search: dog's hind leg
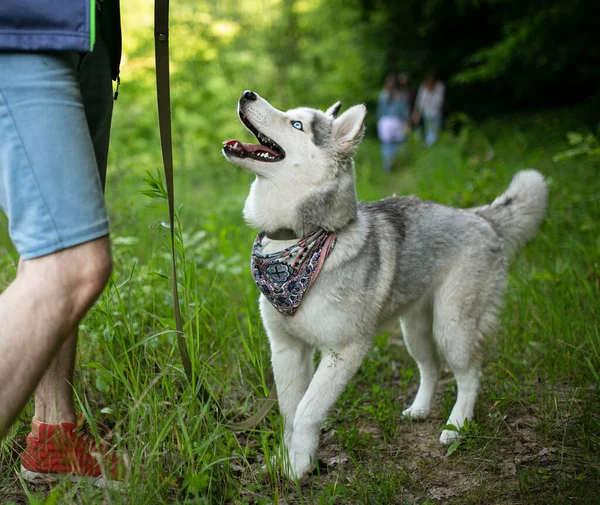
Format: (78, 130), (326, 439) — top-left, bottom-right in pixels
(400, 300), (437, 421)
(433, 255), (504, 445)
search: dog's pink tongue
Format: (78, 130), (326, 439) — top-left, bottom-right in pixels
(223, 139), (278, 156)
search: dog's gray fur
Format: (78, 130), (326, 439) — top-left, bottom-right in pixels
(222, 92), (549, 480)
(310, 112), (332, 147)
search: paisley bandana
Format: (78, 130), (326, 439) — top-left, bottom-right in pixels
(251, 229), (337, 317)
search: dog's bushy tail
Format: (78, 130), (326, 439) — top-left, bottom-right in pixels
(472, 169), (548, 259)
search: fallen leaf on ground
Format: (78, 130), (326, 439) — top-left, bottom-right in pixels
(326, 452), (349, 467)
(514, 440), (526, 454)
(502, 461), (518, 476)
(429, 486), (459, 501)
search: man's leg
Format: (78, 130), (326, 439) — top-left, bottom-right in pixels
(0, 36), (125, 481)
(0, 238), (111, 436)
(33, 333), (78, 425)
(31, 18), (115, 427)
(14, 259), (78, 426)
(0, 44), (126, 480)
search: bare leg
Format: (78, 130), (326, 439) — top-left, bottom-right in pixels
(34, 331), (78, 424)
(15, 261), (79, 425)
(0, 237), (111, 437)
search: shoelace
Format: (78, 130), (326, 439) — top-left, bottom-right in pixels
(73, 417), (114, 450)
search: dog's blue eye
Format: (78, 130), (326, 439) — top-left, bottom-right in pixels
(291, 121), (303, 131)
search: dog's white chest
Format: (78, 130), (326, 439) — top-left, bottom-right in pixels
(259, 286), (358, 349)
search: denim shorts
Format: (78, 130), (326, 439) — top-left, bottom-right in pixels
(0, 37), (113, 260)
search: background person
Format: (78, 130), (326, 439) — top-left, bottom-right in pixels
(0, 0), (127, 483)
(376, 73), (412, 172)
(413, 70), (445, 146)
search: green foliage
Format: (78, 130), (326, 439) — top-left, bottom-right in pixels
(443, 419), (486, 457)
(453, 0), (599, 89)
(553, 131), (600, 162)
(359, 0), (600, 116)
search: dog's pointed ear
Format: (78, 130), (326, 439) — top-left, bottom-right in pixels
(326, 101), (342, 119)
(332, 104), (367, 155)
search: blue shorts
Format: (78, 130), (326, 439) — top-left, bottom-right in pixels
(0, 37), (113, 260)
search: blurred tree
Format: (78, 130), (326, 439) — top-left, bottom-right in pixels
(357, 0), (600, 117)
(267, 0), (299, 103)
(120, 0), (598, 151)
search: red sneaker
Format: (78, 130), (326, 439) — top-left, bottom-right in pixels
(20, 415), (129, 487)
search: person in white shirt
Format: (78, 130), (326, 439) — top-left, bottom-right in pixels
(413, 70), (445, 146)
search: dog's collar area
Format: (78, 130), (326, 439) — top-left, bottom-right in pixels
(265, 228), (300, 241)
(251, 229), (337, 317)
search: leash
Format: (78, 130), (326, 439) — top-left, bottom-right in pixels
(154, 0), (193, 385)
(153, 0), (276, 430)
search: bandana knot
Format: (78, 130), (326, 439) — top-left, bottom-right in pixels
(251, 229), (336, 316)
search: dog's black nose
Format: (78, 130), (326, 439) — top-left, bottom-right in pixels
(242, 90), (257, 101)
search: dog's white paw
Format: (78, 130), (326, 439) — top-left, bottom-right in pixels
(439, 428), (460, 445)
(260, 446), (312, 482)
(285, 445), (312, 481)
(402, 406), (430, 421)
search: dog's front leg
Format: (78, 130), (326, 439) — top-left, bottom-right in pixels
(269, 331), (313, 447)
(285, 341), (370, 480)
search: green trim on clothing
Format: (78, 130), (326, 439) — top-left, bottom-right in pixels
(89, 0), (96, 50)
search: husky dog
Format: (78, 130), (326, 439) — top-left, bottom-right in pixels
(222, 90), (548, 480)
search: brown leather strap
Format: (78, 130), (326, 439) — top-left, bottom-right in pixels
(225, 381), (278, 431)
(154, 0), (276, 429)
(154, 0), (193, 383)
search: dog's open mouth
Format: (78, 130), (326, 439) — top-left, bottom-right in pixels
(222, 111), (285, 162)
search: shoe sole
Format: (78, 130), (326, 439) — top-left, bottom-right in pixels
(20, 465), (124, 489)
